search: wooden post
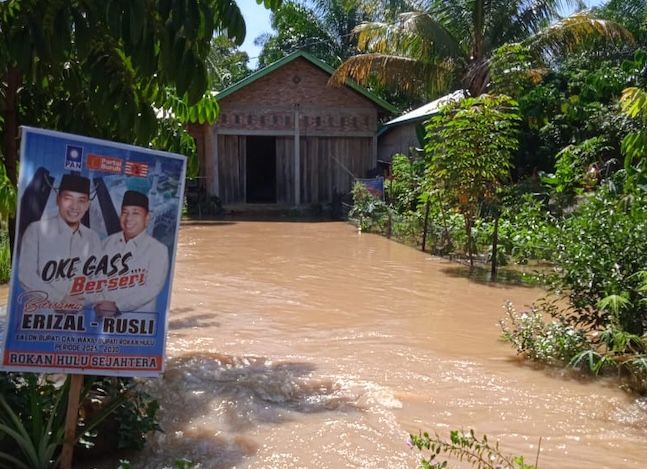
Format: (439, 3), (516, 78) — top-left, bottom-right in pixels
(421, 199), (431, 252)
(294, 104), (300, 207)
(491, 213), (499, 281)
(60, 374), (83, 469)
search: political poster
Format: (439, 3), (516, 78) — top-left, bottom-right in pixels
(1, 127), (186, 377)
(356, 177), (384, 200)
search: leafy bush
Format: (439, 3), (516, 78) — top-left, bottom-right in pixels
(550, 184), (647, 335)
(0, 374), (161, 467)
(349, 182), (389, 232)
(499, 302), (588, 365)
(385, 153), (424, 213)
(497, 193), (556, 264)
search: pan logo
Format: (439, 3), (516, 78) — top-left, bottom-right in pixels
(64, 145), (84, 170)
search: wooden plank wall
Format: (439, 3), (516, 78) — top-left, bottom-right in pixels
(217, 135), (373, 205)
(276, 137), (294, 204)
(217, 135), (246, 203)
(300, 136), (373, 204)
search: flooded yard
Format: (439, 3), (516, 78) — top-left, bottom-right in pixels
(121, 221), (645, 468)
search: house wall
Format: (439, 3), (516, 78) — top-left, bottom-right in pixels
(377, 124), (420, 163)
(209, 57), (384, 205)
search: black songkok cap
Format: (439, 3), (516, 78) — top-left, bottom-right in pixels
(59, 174), (90, 195)
(122, 190), (149, 211)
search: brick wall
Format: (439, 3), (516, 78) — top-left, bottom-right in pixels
(217, 57), (380, 134)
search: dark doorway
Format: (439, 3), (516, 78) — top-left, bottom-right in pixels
(246, 136), (276, 203)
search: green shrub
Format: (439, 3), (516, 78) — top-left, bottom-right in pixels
(349, 182), (389, 233)
(549, 184), (647, 335)
(499, 301), (588, 365)
(0, 374), (161, 467)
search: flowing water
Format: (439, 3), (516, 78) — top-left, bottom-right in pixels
(125, 221), (645, 468)
(6, 221), (647, 468)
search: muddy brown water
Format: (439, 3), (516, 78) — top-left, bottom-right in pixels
(5, 221), (647, 468)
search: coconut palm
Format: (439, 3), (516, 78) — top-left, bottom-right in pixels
(331, 0), (634, 98)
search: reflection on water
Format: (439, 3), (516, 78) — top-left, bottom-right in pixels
(4, 222), (645, 468)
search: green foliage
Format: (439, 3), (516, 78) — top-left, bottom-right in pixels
(0, 164), (16, 224)
(0, 374), (161, 468)
(424, 94), (520, 261)
(256, 0), (368, 68)
(333, 2), (632, 100)
(409, 429), (536, 469)
(620, 85), (647, 187)
(541, 136), (610, 206)
(207, 36), (251, 91)
(500, 301), (588, 365)
(489, 44), (539, 97)
(385, 153), (424, 213)
(90, 378), (161, 451)
(0, 230), (11, 283)
(497, 193), (556, 264)
(549, 183), (647, 335)
(0, 383), (66, 469)
(349, 182), (389, 232)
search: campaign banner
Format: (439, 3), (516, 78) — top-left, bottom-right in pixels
(357, 177), (384, 200)
(1, 127), (186, 377)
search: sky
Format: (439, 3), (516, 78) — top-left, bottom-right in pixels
(238, 0), (608, 68)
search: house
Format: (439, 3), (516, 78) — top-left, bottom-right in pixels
(190, 51), (396, 208)
(377, 90), (465, 162)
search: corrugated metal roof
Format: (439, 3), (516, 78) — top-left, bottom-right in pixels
(382, 90), (466, 128)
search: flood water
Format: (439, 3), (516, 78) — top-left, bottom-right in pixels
(113, 221), (644, 469)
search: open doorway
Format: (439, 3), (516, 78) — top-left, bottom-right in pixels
(246, 136), (277, 203)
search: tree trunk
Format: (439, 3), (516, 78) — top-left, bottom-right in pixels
(3, 66), (22, 258)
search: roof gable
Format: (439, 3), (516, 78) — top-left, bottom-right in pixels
(217, 51), (396, 113)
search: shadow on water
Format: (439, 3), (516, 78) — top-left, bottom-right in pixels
(168, 312), (221, 330)
(440, 264), (540, 288)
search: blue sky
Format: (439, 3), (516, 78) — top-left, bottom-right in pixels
(238, 0), (608, 68)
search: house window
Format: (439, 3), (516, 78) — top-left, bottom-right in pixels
(260, 116), (266, 125)
(316, 116), (321, 127)
(235, 115), (240, 124)
(221, 114), (227, 124)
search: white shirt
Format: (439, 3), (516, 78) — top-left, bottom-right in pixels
(18, 214), (101, 302)
(101, 230), (169, 313)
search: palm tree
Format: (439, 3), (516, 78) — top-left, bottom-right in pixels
(331, 0), (634, 98)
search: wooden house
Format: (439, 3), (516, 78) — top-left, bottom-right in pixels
(191, 51), (395, 207)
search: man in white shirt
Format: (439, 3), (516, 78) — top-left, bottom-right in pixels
(94, 190), (169, 315)
(18, 174), (100, 305)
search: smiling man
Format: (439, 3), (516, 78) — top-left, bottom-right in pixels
(94, 190), (169, 316)
(18, 174), (101, 304)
